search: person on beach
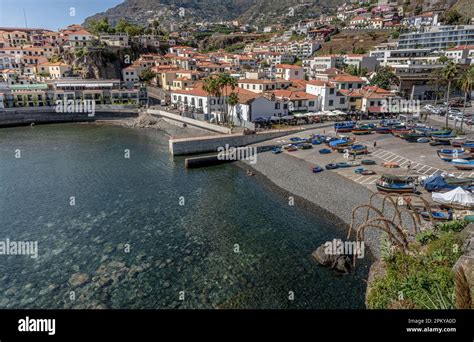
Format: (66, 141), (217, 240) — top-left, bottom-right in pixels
(373, 141), (377, 149)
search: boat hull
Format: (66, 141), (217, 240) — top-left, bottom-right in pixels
(376, 183), (415, 193)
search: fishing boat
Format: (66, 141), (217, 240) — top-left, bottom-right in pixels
(336, 162), (351, 168)
(271, 146), (282, 154)
(298, 143), (312, 150)
(319, 148), (332, 154)
(311, 139), (322, 145)
(429, 130), (453, 137)
(391, 127), (412, 137)
(437, 149), (473, 161)
(450, 136), (467, 147)
(312, 166), (324, 173)
(361, 170), (376, 175)
(451, 159), (474, 170)
(352, 125), (374, 135)
(328, 138), (354, 150)
(375, 174), (416, 193)
(461, 141), (474, 152)
(334, 122), (356, 133)
(361, 159), (376, 165)
(401, 133), (426, 142)
(375, 126), (391, 134)
(349, 144), (368, 155)
(325, 163), (338, 170)
(420, 211), (450, 222)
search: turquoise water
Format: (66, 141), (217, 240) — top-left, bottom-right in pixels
(0, 124), (370, 309)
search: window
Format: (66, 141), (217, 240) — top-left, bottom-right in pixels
(329, 88), (334, 95)
(340, 98), (345, 105)
(275, 103), (280, 109)
(357, 84), (362, 89)
(309, 101), (314, 107)
(329, 100), (333, 106)
(370, 101), (375, 106)
(348, 83), (352, 89)
(198, 99), (202, 106)
(341, 84), (346, 89)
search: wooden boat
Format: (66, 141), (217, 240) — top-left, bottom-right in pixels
(352, 125), (374, 135)
(298, 143), (313, 150)
(429, 130), (453, 137)
(375, 174), (416, 193)
(361, 170), (376, 175)
(451, 159), (474, 170)
(437, 149), (473, 161)
(391, 128), (412, 137)
(311, 139), (322, 145)
(336, 162), (351, 168)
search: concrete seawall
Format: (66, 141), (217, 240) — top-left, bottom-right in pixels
(148, 109), (232, 134)
(170, 129), (312, 156)
(0, 110), (138, 127)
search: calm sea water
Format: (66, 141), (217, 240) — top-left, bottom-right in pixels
(0, 123), (370, 309)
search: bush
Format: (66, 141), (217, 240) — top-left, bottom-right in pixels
(367, 232), (463, 309)
(416, 230), (438, 245)
(436, 220), (469, 233)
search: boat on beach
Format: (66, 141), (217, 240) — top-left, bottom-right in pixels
(352, 125), (374, 135)
(437, 149), (473, 161)
(375, 174), (416, 193)
(451, 159), (474, 170)
(334, 122), (356, 133)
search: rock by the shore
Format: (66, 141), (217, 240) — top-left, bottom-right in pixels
(311, 244), (352, 273)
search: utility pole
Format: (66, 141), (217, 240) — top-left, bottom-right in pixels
(23, 8), (28, 28)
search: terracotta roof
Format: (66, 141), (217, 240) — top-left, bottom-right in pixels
(271, 90), (317, 101)
(331, 75), (364, 83)
(276, 64), (302, 70)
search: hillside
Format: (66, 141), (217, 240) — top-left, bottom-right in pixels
(315, 30), (392, 56)
(84, 0), (345, 28)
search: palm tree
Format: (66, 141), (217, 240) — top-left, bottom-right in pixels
(217, 73), (237, 123)
(429, 68), (445, 105)
(227, 92), (239, 124)
(202, 76), (221, 122)
(459, 65), (474, 131)
(442, 62), (459, 129)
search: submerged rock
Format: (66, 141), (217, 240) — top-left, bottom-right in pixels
(69, 273), (90, 287)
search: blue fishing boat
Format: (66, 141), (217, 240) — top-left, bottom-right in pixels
(311, 139), (322, 145)
(349, 144), (368, 155)
(451, 159), (474, 170)
(312, 166), (324, 173)
(375, 174), (416, 193)
(334, 121), (356, 133)
(376, 126), (391, 134)
(336, 162), (351, 168)
(271, 146), (282, 154)
(420, 211), (450, 222)
(319, 148), (332, 154)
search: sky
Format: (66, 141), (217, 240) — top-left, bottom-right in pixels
(0, 0), (123, 30)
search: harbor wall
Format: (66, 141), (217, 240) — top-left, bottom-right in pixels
(170, 129), (311, 156)
(0, 108), (138, 127)
(147, 109), (232, 134)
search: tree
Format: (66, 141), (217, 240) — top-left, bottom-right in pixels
(428, 68), (445, 105)
(441, 61), (459, 128)
(438, 56), (449, 64)
(202, 76), (221, 121)
(88, 18), (113, 35)
(217, 73), (237, 123)
(139, 68), (156, 85)
(443, 9), (464, 25)
(459, 65), (474, 131)
(227, 92), (239, 123)
(370, 67), (398, 90)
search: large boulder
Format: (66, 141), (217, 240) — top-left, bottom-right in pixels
(311, 244), (352, 274)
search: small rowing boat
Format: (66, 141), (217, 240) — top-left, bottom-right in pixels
(375, 174), (416, 193)
(451, 159), (474, 170)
